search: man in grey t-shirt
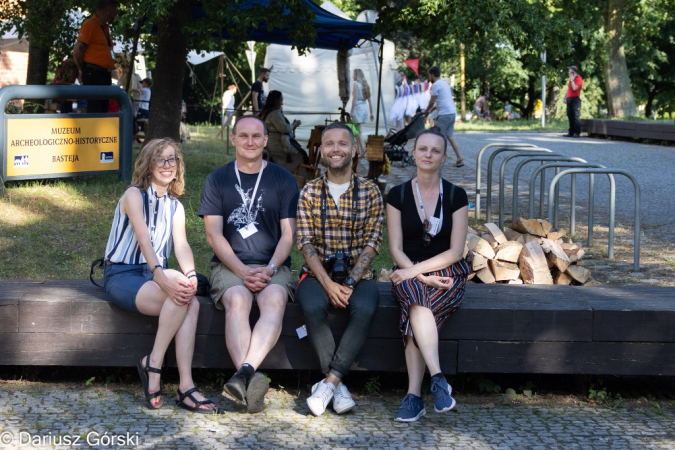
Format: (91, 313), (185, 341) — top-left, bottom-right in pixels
(423, 66), (464, 167)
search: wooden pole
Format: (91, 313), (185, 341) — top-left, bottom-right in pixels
(460, 42), (466, 122)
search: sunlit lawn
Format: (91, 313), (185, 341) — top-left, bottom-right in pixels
(0, 125), (392, 279)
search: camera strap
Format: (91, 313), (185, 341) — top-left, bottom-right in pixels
(320, 174), (359, 257)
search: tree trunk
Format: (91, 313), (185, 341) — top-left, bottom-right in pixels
(603, 0), (638, 117)
(26, 42), (50, 86)
(146, 0), (191, 142)
(523, 75), (536, 119)
(546, 85), (559, 118)
(644, 87), (656, 118)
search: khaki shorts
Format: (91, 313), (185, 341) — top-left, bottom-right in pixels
(209, 262), (295, 310)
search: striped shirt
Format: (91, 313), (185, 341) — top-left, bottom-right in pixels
(297, 172), (384, 279)
(105, 186), (178, 266)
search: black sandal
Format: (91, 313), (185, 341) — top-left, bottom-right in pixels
(176, 387), (219, 414)
(137, 355), (163, 409)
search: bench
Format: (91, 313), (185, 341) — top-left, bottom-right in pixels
(582, 119), (675, 142)
(1, 280), (674, 375)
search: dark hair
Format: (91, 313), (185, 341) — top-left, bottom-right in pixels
(232, 115), (268, 135)
(259, 68), (271, 75)
(142, 78), (152, 87)
(98, 0), (119, 8)
(413, 127), (447, 154)
(428, 66), (441, 78)
(260, 90), (282, 120)
(321, 122), (355, 146)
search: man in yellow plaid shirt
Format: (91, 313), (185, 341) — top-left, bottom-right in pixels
(296, 122), (384, 416)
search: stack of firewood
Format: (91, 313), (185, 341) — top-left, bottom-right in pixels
(464, 218), (591, 285)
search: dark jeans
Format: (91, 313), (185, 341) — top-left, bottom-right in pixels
(296, 277), (379, 379)
(567, 96), (581, 136)
(82, 65), (112, 113)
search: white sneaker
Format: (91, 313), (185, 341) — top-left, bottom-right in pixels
(307, 380), (335, 416)
(333, 382), (356, 414)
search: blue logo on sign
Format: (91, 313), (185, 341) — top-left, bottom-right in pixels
(100, 152), (114, 163)
(14, 155), (29, 167)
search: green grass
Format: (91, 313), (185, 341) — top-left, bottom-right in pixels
(0, 125), (392, 279)
(456, 118), (569, 132)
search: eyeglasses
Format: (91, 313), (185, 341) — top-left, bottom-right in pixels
(153, 157), (179, 167)
(422, 219), (432, 247)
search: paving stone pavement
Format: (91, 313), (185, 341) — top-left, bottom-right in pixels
(1, 383), (674, 450)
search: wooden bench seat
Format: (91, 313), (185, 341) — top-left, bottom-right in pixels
(1, 280), (674, 375)
(582, 119), (675, 142)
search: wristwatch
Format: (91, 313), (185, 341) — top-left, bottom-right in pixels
(268, 263), (279, 276)
(343, 276), (356, 290)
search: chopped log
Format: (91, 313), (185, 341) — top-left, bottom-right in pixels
(584, 277), (602, 286)
(551, 269), (572, 285)
(519, 241), (553, 284)
(503, 228), (525, 243)
(469, 252), (488, 271)
(466, 272), (476, 282)
(378, 268), (391, 282)
(523, 234), (542, 245)
(510, 217), (547, 237)
(494, 241), (523, 263)
(467, 226), (479, 236)
(505, 278), (523, 284)
(538, 219), (553, 236)
(561, 242), (585, 262)
(484, 223), (508, 245)
(481, 233), (500, 249)
(489, 260), (521, 282)
(547, 228), (567, 241)
(467, 235), (495, 259)
(566, 265), (591, 284)
(475, 267), (496, 284)
(540, 238), (571, 272)
(463, 241), (469, 259)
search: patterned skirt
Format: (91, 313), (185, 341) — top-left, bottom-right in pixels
(391, 259), (471, 346)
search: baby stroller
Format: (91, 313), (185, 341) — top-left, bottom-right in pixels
(385, 112), (425, 167)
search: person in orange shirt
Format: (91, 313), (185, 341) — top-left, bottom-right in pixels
(72, 0), (119, 113)
(564, 65), (583, 138)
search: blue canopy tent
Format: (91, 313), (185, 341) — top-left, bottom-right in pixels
(187, 0), (376, 51)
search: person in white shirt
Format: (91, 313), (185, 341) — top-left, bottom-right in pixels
(422, 66), (464, 167)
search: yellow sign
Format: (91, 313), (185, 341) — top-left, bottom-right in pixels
(6, 116), (120, 177)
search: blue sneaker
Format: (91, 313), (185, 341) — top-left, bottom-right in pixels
(394, 394), (426, 422)
(430, 376), (456, 413)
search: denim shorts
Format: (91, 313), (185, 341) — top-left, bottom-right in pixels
(104, 263), (156, 312)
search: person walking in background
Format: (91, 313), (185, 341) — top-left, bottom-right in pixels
(251, 68), (270, 115)
(133, 78), (152, 119)
(72, 0), (118, 113)
(564, 65), (583, 138)
(103, 138), (218, 414)
(350, 69), (374, 157)
(386, 127), (471, 422)
(504, 100), (513, 121)
(473, 93), (490, 121)
(423, 66), (464, 167)
(222, 84), (238, 126)
(199, 116), (298, 414)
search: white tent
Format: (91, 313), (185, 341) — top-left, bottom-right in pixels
(264, 2), (397, 140)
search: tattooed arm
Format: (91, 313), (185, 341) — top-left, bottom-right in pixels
(302, 243), (353, 308)
(348, 245), (377, 284)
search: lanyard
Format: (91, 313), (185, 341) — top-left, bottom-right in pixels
(414, 177), (443, 225)
(234, 161), (265, 215)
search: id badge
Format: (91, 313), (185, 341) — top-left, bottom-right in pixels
(238, 223), (258, 239)
(428, 217), (442, 236)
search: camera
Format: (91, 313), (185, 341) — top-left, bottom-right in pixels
(324, 250), (351, 283)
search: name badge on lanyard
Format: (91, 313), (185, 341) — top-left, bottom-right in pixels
(234, 161), (265, 239)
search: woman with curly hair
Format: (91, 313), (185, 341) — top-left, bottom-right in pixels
(103, 138), (218, 413)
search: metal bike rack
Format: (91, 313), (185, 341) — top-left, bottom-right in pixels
(474, 143), (537, 220)
(548, 168), (641, 270)
(510, 155), (587, 225)
(486, 147), (551, 223)
(497, 151), (563, 229)
(528, 162), (615, 246)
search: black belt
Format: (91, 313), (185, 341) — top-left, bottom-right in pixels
(84, 63), (112, 72)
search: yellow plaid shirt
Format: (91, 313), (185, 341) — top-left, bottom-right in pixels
(297, 173), (384, 279)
